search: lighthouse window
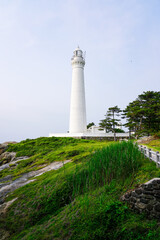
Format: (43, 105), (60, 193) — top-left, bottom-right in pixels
(77, 50), (82, 56)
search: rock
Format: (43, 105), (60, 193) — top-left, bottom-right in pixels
(131, 192), (138, 197)
(0, 149), (5, 155)
(146, 204), (153, 211)
(0, 175), (12, 183)
(2, 141), (17, 145)
(143, 190), (153, 195)
(0, 198), (4, 204)
(0, 160), (71, 201)
(130, 197), (136, 203)
(144, 178), (160, 185)
(136, 202), (146, 209)
(121, 178), (160, 220)
(0, 144), (7, 150)
(142, 194), (153, 200)
(135, 188), (142, 195)
(154, 204), (160, 212)
(140, 198), (149, 204)
(143, 184), (153, 190)
(0, 229), (10, 240)
(0, 157), (29, 172)
(0, 152), (16, 164)
(122, 192), (131, 200)
(0, 198), (18, 215)
(0, 144), (8, 156)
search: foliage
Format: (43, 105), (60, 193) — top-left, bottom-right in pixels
(123, 91), (160, 137)
(115, 128), (125, 133)
(99, 105), (122, 140)
(87, 122), (95, 129)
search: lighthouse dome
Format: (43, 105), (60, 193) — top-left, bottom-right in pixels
(73, 46), (83, 57)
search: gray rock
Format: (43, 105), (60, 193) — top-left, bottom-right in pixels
(142, 194), (153, 200)
(0, 175), (12, 183)
(143, 190), (153, 195)
(135, 188), (142, 195)
(0, 160), (71, 201)
(136, 202), (146, 209)
(0, 152), (16, 163)
(0, 198), (4, 204)
(140, 198), (149, 204)
(146, 204), (153, 211)
(154, 204), (160, 212)
(130, 197), (137, 203)
(131, 191), (138, 197)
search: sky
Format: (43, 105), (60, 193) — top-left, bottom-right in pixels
(0, 0), (160, 143)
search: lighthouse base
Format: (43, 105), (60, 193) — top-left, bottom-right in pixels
(49, 132), (130, 140)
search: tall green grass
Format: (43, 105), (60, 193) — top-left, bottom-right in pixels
(70, 141), (143, 197)
(4, 141), (158, 240)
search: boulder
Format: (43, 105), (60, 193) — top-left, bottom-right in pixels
(0, 152), (16, 165)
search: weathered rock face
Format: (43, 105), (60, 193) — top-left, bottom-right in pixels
(0, 144), (8, 156)
(0, 142), (17, 165)
(0, 152), (16, 164)
(121, 178), (160, 220)
(0, 160), (71, 202)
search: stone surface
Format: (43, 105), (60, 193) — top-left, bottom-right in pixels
(0, 198), (17, 215)
(155, 204), (160, 212)
(140, 198), (149, 204)
(0, 160), (71, 202)
(135, 188), (142, 195)
(146, 204), (153, 211)
(121, 178), (160, 220)
(0, 156), (28, 171)
(0, 152), (16, 163)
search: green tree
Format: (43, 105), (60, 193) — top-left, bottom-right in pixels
(99, 106), (122, 141)
(99, 117), (112, 133)
(87, 122), (95, 129)
(123, 91), (160, 137)
(123, 100), (143, 138)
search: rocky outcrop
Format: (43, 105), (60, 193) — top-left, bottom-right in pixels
(0, 142), (17, 165)
(0, 144), (8, 156)
(0, 160), (71, 202)
(121, 178), (160, 220)
(0, 152), (16, 164)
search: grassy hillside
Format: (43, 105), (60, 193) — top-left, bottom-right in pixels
(1, 137), (160, 239)
(1, 137), (112, 179)
(137, 135), (160, 152)
(144, 139), (160, 152)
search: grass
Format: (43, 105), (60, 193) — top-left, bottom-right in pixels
(144, 139), (160, 152)
(0, 137), (112, 179)
(1, 138), (160, 239)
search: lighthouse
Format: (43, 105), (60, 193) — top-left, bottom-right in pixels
(49, 47), (130, 139)
(69, 46), (87, 133)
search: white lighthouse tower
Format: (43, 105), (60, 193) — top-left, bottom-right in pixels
(49, 47), (130, 139)
(69, 46), (87, 133)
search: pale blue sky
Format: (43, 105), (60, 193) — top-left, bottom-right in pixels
(0, 0), (160, 142)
